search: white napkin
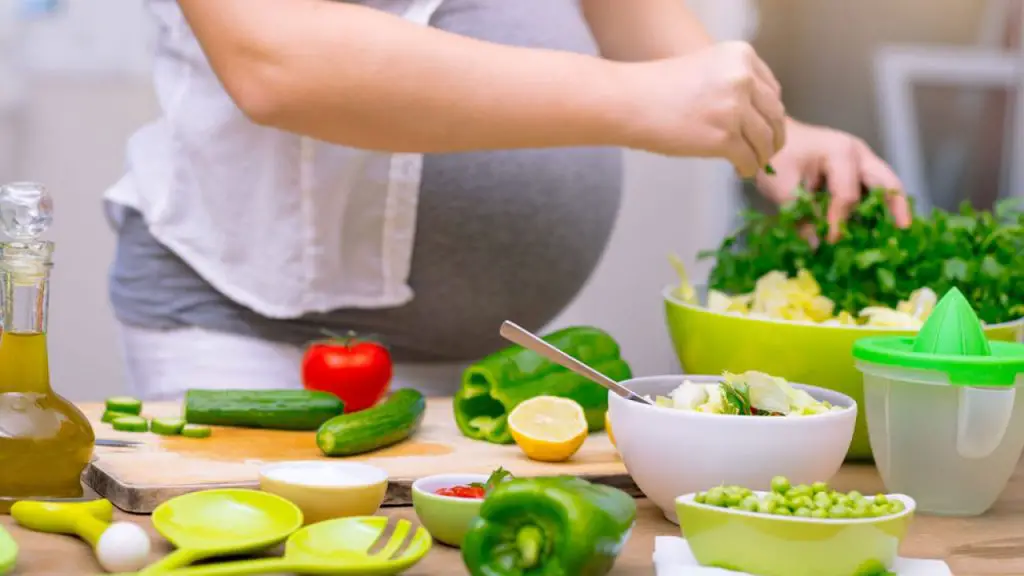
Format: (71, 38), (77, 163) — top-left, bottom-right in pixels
(653, 536), (952, 576)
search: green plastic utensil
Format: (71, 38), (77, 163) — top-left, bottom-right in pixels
(0, 524), (16, 575)
(140, 489), (304, 574)
(149, 516), (432, 576)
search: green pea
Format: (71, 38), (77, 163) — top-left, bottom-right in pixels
(774, 507), (792, 516)
(694, 492), (707, 504)
(794, 507), (812, 518)
(873, 494), (889, 506)
(704, 490), (725, 507)
(829, 505), (851, 519)
(813, 493), (833, 509)
(811, 481), (829, 494)
(791, 496), (813, 510)
(810, 508), (829, 519)
(740, 496), (759, 512)
(889, 501), (906, 514)
(770, 476), (791, 494)
(850, 503), (870, 518)
(757, 500), (777, 514)
(789, 484), (812, 498)
(834, 495), (851, 507)
(847, 490), (864, 501)
(725, 491), (745, 507)
(869, 505), (889, 518)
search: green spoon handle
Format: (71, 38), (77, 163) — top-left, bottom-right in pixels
(138, 549), (207, 575)
(145, 558), (298, 576)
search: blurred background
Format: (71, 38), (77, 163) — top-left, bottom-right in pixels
(0, 0), (1020, 400)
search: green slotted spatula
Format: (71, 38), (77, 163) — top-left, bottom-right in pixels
(0, 524), (17, 575)
(151, 516), (432, 576)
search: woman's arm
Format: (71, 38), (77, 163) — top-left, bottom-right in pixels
(180, 0), (635, 153)
(581, 0), (713, 61)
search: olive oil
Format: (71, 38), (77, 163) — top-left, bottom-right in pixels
(0, 182), (95, 513)
(0, 332), (95, 512)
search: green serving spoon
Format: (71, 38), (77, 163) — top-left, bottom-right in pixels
(0, 524), (16, 575)
(139, 489), (304, 574)
(150, 516), (432, 576)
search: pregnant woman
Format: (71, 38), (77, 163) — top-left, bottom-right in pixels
(106, 0), (909, 399)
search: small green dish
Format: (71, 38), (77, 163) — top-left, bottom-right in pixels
(676, 491), (915, 576)
(0, 524), (16, 575)
(411, 474), (487, 548)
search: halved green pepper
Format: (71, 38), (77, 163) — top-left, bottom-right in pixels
(462, 476), (637, 576)
(453, 326), (632, 444)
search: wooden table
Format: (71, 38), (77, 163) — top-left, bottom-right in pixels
(5, 463), (1024, 575)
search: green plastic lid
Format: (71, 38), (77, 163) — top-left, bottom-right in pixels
(852, 287), (1024, 386)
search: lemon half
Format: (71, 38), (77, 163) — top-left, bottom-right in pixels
(508, 396), (588, 462)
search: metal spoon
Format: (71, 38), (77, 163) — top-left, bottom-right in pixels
(499, 321), (653, 405)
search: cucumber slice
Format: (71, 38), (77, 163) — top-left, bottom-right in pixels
(101, 410), (133, 424)
(181, 424), (212, 439)
(151, 418), (186, 436)
(111, 415), (149, 433)
(105, 396), (143, 415)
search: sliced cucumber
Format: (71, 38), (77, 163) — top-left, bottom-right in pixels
(181, 424), (212, 439)
(101, 410), (133, 424)
(151, 418), (186, 436)
(111, 415), (149, 433)
(105, 396), (143, 415)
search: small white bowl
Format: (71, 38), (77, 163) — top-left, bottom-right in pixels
(258, 461), (389, 525)
(609, 375), (857, 523)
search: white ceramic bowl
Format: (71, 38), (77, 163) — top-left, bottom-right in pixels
(609, 375), (857, 523)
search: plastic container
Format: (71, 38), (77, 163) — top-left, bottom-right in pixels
(853, 288), (1024, 516)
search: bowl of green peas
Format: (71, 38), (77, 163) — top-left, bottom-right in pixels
(675, 476), (915, 576)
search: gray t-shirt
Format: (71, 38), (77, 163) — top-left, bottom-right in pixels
(107, 0), (622, 363)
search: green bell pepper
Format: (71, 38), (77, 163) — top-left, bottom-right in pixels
(453, 326), (632, 444)
(462, 476), (637, 576)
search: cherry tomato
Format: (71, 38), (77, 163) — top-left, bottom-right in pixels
(301, 333), (392, 413)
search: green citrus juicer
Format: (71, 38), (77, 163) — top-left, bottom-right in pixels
(0, 524), (16, 575)
(145, 516), (432, 576)
(853, 287), (1024, 515)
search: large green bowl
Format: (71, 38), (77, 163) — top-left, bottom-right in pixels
(676, 492), (916, 576)
(664, 286), (1024, 460)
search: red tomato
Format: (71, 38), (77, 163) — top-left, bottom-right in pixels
(435, 485), (486, 499)
(301, 333), (393, 413)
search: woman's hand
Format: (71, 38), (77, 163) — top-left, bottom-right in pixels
(756, 119), (912, 242)
(626, 41), (787, 178)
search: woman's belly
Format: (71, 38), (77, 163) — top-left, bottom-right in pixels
(108, 0), (623, 362)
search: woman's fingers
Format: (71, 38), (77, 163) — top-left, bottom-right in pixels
(740, 96), (776, 170)
(751, 78), (787, 155)
(823, 150), (862, 243)
(855, 141), (912, 227)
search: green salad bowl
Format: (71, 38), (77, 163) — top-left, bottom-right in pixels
(676, 492), (915, 576)
(664, 286), (1024, 460)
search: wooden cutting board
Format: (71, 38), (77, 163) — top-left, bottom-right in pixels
(81, 399), (636, 514)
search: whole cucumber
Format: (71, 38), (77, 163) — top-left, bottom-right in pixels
(316, 388), (426, 456)
(184, 389), (345, 431)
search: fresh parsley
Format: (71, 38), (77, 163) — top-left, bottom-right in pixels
(699, 187), (1024, 324)
(469, 467), (514, 495)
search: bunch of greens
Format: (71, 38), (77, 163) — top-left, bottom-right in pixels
(700, 187), (1024, 324)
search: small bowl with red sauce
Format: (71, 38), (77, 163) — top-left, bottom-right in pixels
(411, 473), (489, 547)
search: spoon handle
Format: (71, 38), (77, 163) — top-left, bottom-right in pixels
(137, 548), (207, 575)
(499, 321), (652, 405)
(140, 557), (296, 576)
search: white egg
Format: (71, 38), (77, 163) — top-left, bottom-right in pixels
(95, 522), (152, 573)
